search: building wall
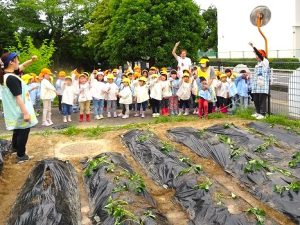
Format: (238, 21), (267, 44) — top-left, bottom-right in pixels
(216, 0), (296, 58)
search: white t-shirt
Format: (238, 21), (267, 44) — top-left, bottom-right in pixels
(62, 85), (77, 105)
(177, 56), (192, 77)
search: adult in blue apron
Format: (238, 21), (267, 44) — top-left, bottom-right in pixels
(0, 52), (38, 163)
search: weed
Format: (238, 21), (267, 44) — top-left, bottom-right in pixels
(61, 126), (81, 136)
(273, 181), (300, 195)
(208, 112), (226, 119)
(234, 108), (255, 120)
(246, 207), (266, 225)
(288, 152), (300, 168)
(143, 210), (156, 220)
(42, 129), (53, 137)
(193, 178), (213, 191)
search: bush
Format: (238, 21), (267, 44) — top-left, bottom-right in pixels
(209, 58), (300, 70)
(9, 33), (55, 74)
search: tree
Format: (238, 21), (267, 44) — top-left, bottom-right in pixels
(0, 4), (17, 53)
(201, 6), (218, 52)
(9, 0), (98, 68)
(86, 0), (205, 67)
(9, 33), (55, 74)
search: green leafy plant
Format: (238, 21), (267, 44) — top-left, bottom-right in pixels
(112, 183), (129, 193)
(137, 134), (151, 143)
(104, 197), (139, 225)
(193, 178), (213, 191)
(160, 141), (174, 153)
(84, 156), (115, 177)
(255, 135), (279, 153)
(218, 135), (245, 160)
(176, 164), (202, 178)
(179, 157), (191, 164)
(247, 207), (266, 225)
(288, 152), (300, 168)
(223, 123), (231, 129)
(273, 181), (300, 195)
(119, 170), (146, 194)
(244, 159), (268, 173)
(244, 159), (292, 177)
(143, 210), (156, 220)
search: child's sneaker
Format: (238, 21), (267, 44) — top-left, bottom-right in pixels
(141, 112), (145, 118)
(63, 116), (67, 123)
(183, 109), (189, 116)
(42, 121), (51, 126)
(193, 109), (197, 115)
(155, 113), (160, 117)
(134, 113), (139, 117)
(95, 115), (100, 120)
(107, 112), (111, 118)
(48, 120), (54, 125)
(67, 115), (72, 122)
(99, 115), (104, 119)
(113, 112), (118, 118)
(122, 115), (129, 119)
(118, 113), (123, 117)
(152, 113), (156, 118)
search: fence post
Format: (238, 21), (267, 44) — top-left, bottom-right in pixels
(268, 68), (272, 115)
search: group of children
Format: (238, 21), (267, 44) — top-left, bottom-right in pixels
(20, 60), (252, 126)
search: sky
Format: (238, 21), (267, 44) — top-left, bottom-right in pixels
(194, 0), (217, 9)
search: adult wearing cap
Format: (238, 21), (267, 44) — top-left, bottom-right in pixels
(0, 52), (38, 163)
(172, 41), (192, 77)
(249, 42), (270, 120)
(198, 57), (216, 113)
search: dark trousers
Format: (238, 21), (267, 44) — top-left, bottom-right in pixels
(151, 99), (161, 113)
(161, 98), (169, 108)
(137, 101), (148, 111)
(179, 99), (190, 109)
(208, 102), (213, 114)
(253, 93), (268, 115)
(58, 95), (62, 112)
(12, 128), (30, 158)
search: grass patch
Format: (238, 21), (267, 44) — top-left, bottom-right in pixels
(234, 108), (255, 120)
(153, 115), (198, 124)
(208, 112), (226, 119)
(264, 114), (300, 130)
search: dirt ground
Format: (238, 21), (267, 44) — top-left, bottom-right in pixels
(0, 118), (296, 225)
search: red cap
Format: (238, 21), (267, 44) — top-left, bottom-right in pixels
(258, 50), (267, 58)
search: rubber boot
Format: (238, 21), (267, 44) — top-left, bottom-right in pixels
(165, 108), (169, 116)
(86, 114), (91, 122)
(161, 108), (165, 116)
(79, 114), (84, 122)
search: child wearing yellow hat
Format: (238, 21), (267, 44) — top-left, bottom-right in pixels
(78, 73), (92, 122)
(26, 74), (40, 115)
(134, 77), (149, 118)
(160, 71), (172, 116)
(55, 71), (66, 113)
(118, 78), (133, 119)
(216, 74), (229, 113)
(40, 68), (56, 126)
(104, 74), (119, 118)
(177, 71), (192, 115)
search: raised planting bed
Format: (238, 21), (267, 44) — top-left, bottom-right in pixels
(122, 129), (278, 225)
(168, 127), (300, 224)
(248, 122), (300, 151)
(83, 152), (169, 225)
(0, 139), (12, 172)
(206, 123), (300, 179)
(7, 159), (81, 225)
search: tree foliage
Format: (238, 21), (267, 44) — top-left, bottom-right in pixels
(201, 5), (218, 52)
(9, 33), (55, 74)
(86, 0), (205, 67)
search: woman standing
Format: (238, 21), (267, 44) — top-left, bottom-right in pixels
(0, 52), (38, 163)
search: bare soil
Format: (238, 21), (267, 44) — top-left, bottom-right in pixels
(0, 118), (296, 225)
